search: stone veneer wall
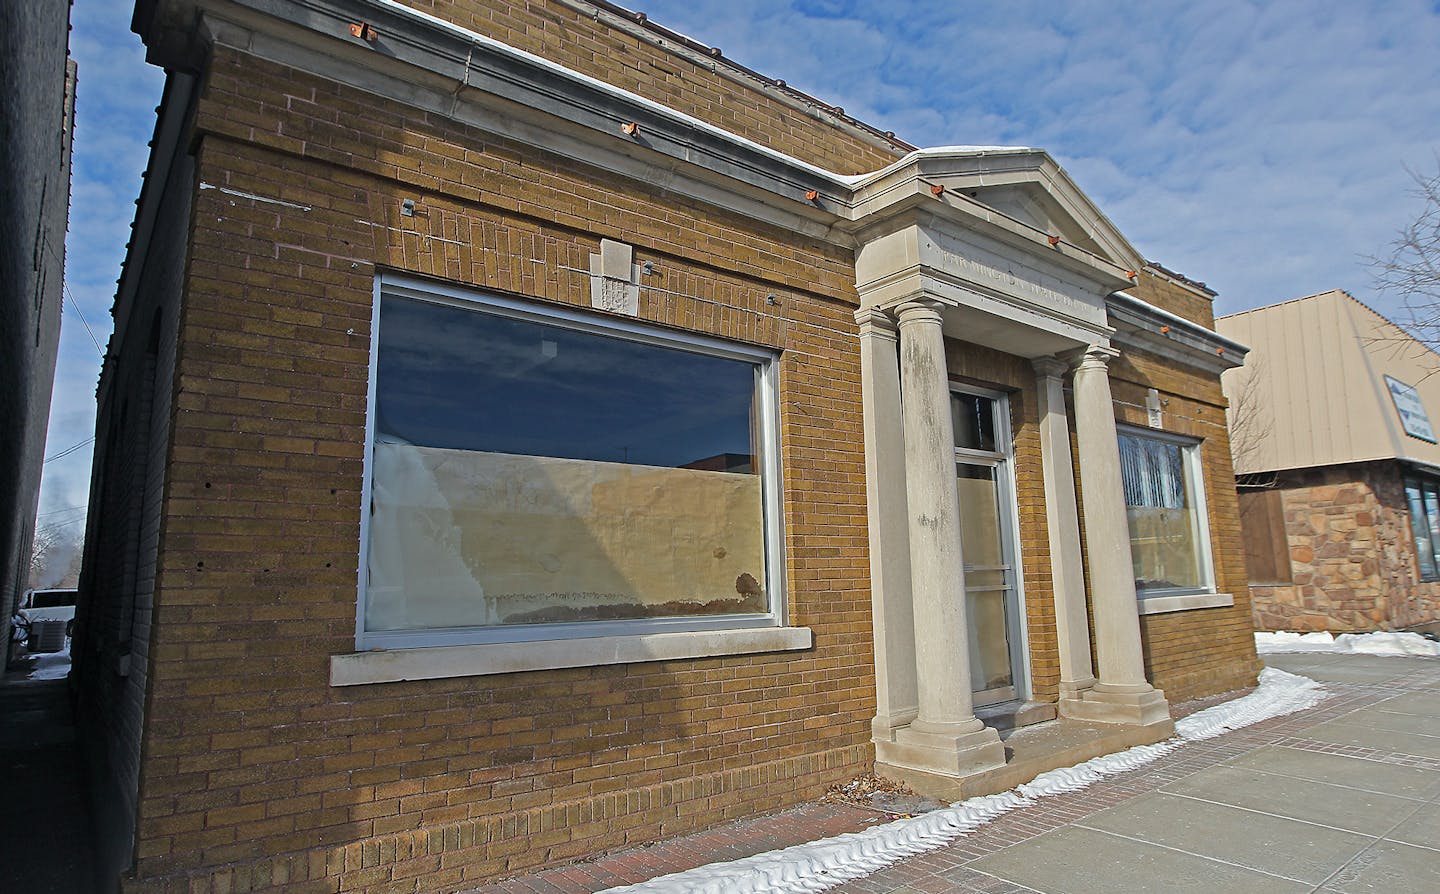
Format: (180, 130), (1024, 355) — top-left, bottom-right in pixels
(1247, 461), (1440, 632)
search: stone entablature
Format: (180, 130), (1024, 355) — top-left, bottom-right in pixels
(854, 216), (1120, 359)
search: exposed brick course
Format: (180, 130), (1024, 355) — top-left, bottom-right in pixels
(1130, 266), (1217, 329)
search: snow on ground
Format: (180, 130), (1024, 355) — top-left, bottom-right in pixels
(21, 642), (72, 681)
(1256, 630), (1440, 657)
(597, 668), (1328, 894)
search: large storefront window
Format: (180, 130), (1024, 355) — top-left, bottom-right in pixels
(1405, 476), (1440, 581)
(1117, 429), (1214, 596)
(361, 283), (781, 648)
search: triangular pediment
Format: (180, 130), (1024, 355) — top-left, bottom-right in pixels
(968, 183), (1115, 260)
(885, 148), (1145, 272)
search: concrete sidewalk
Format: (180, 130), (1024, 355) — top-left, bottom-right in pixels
(469, 653), (1440, 894)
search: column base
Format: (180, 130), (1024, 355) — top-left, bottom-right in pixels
(871, 709), (918, 743)
(877, 712), (1176, 802)
(874, 720), (1006, 778)
(1059, 683), (1171, 726)
(1058, 677), (1098, 701)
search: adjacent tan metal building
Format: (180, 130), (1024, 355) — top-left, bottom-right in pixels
(1219, 289), (1440, 631)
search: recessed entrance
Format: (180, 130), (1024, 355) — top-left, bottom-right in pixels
(951, 389), (1026, 707)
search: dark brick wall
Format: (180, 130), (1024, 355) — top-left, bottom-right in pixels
(0, 1), (73, 655)
(74, 107), (194, 886)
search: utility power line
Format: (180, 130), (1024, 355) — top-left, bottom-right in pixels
(44, 435), (95, 463)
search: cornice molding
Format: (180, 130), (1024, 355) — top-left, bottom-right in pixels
(1107, 291), (1248, 375)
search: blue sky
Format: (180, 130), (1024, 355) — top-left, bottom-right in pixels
(37, 0), (1440, 519)
(39, 1), (163, 528)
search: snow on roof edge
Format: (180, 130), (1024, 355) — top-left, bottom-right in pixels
(371, 1), (1034, 190)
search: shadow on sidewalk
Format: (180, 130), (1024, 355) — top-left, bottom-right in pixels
(0, 669), (102, 893)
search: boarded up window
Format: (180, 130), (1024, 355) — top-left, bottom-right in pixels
(1238, 489), (1291, 585)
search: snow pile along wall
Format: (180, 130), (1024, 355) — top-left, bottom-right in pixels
(1255, 630), (1440, 657)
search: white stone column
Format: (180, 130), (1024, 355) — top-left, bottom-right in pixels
(856, 308), (918, 741)
(881, 300), (1004, 777)
(1032, 356), (1098, 712)
(1071, 345), (1170, 726)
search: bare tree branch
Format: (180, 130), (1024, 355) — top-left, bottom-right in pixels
(28, 522), (82, 590)
(1374, 161), (1440, 352)
(1225, 353), (1275, 485)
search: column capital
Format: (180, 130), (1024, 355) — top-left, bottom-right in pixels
(1075, 343), (1120, 373)
(1031, 355), (1069, 380)
(895, 298), (946, 325)
(854, 307), (899, 339)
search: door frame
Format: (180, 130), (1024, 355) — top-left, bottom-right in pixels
(951, 383), (1032, 708)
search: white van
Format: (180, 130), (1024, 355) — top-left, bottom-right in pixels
(17, 588), (78, 650)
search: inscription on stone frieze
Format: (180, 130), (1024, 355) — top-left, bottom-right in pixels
(922, 227), (1104, 325)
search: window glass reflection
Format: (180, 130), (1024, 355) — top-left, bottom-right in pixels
(951, 393), (996, 452)
(366, 295), (771, 635)
(1118, 432), (1204, 593)
(376, 297), (758, 471)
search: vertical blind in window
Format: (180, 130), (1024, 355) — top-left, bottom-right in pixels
(1119, 435), (1186, 510)
(1117, 432), (1206, 593)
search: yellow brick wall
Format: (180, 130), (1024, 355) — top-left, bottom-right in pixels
(1108, 348), (1263, 701)
(1131, 268), (1217, 330)
(131, 48), (876, 893)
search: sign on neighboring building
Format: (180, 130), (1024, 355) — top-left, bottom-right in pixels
(1385, 375), (1437, 443)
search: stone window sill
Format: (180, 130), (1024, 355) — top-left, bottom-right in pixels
(330, 626), (813, 686)
(1137, 592), (1235, 615)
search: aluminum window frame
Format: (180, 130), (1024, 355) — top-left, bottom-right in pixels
(1404, 474), (1440, 582)
(356, 273), (787, 652)
(1116, 424), (1218, 600)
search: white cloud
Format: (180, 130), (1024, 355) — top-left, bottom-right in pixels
(639, 0), (1440, 319)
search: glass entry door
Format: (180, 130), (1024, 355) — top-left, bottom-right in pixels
(951, 391), (1024, 706)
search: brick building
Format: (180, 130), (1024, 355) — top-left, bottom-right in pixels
(1219, 289), (1440, 633)
(1, 0), (76, 664)
(77, 1), (1260, 890)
